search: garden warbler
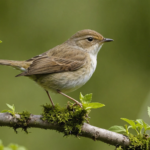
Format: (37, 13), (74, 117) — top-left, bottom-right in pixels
(0, 29), (113, 107)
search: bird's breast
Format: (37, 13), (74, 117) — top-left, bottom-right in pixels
(89, 53), (97, 73)
(35, 55), (97, 93)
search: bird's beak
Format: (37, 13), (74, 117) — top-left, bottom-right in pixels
(102, 38), (113, 43)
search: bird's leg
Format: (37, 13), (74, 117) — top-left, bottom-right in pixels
(45, 90), (55, 108)
(57, 90), (82, 107)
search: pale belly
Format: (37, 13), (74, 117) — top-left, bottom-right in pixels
(34, 66), (95, 93)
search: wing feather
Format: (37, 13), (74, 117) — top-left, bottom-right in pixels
(16, 51), (86, 77)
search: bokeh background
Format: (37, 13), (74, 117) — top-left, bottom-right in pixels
(0, 0), (150, 149)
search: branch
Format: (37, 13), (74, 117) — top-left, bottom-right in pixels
(0, 113), (130, 147)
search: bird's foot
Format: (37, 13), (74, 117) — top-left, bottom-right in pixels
(57, 90), (82, 108)
(73, 102), (82, 108)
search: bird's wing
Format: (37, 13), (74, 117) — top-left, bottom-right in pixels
(16, 48), (87, 76)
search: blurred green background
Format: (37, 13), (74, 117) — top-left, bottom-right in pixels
(0, 0), (150, 149)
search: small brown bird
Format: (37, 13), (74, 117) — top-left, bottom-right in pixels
(0, 29), (113, 107)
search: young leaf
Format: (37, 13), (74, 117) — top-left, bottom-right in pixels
(7, 110), (14, 114)
(12, 105), (15, 112)
(124, 125), (132, 135)
(124, 125), (129, 135)
(83, 103), (105, 110)
(142, 120), (149, 130)
(1, 110), (14, 115)
(135, 123), (143, 135)
(6, 104), (14, 111)
(145, 127), (150, 131)
(79, 93), (92, 104)
(109, 126), (126, 133)
(121, 118), (136, 129)
(135, 123), (143, 129)
(79, 93), (84, 103)
(136, 119), (143, 125)
(1, 110), (10, 113)
(128, 125), (132, 130)
(83, 93), (92, 103)
(148, 107), (150, 118)
(1, 104), (16, 116)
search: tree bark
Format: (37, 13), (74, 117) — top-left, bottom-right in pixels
(0, 113), (130, 147)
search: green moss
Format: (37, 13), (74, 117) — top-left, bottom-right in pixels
(42, 102), (89, 135)
(116, 134), (150, 150)
(13, 111), (31, 133)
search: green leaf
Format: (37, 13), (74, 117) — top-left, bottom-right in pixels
(1, 104), (16, 116)
(1, 110), (9, 113)
(145, 127), (150, 131)
(135, 123), (143, 134)
(83, 93), (92, 103)
(1, 110), (14, 114)
(128, 125), (132, 130)
(148, 107), (150, 118)
(121, 118), (136, 129)
(83, 103), (105, 110)
(6, 104), (14, 111)
(0, 40), (2, 43)
(124, 125), (131, 135)
(79, 93), (84, 103)
(135, 123), (143, 129)
(79, 93), (92, 104)
(136, 119), (143, 125)
(142, 120), (149, 130)
(109, 125), (126, 133)
(12, 105), (15, 112)
(7, 110), (14, 114)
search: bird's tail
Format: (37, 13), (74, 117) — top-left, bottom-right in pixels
(0, 59), (31, 71)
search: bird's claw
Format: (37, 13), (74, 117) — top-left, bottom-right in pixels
(73, 102), (82, 108)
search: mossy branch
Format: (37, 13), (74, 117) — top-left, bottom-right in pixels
(0, 113), (130, 147)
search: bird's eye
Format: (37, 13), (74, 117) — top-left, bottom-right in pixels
(87, 37), (93, 42)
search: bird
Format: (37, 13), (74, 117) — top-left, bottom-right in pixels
(0, 29), (113, 107)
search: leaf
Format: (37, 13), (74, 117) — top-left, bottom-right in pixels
(79, 93), (84, 103)
(109, 126), (126, 133)
(1, 110), (9, 113)
(135, 123), (143, 129)
(128, 125), (132, 130)
(135, 123), (143, 134)
(148, 107), (150, 118)
(1, 110), (14, 114)
(145, 127), (150, 131)
(12, 105), (15, 112)
(0, 40), (2, 43)
(142, 120), (150, 130)
(136, 119), (143, 125)
(124, 125), (132, 135)
(6, 104), (14, 111)
(121, 118), (136, 129)
(83, 93), (92, 103)
(7, 110), (14, 114)
(79, 93), (92, 104)
(1, 104), (16, 116)
(83, 103), (105, 110)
